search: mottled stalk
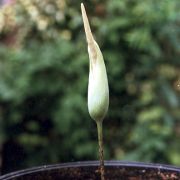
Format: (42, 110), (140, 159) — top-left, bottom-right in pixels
(97, 121), (105, 180)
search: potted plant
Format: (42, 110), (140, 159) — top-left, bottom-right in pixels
(0, 3), (179, 180)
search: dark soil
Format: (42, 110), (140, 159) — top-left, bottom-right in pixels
(1, 161), (180, 180)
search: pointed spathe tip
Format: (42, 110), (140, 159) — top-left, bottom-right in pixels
(81, 3), (94, 44)
(81, 3), (97, 61)
(81, 3), (84, 10)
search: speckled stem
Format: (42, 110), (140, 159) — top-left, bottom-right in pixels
(97, 121), (105, 180)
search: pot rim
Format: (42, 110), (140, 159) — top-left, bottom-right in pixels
(1, 160), (180, 180)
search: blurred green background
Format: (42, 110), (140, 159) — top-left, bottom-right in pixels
(0, 0), (179, 174)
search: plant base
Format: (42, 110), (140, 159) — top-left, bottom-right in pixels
(1, 161), (180, 180)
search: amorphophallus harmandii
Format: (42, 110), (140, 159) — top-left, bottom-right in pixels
(81, 3), (109, 180)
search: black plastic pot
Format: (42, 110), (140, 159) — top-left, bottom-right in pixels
(0, 161), (180, 180)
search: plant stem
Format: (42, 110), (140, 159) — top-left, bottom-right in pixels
(96, 121), (105, 180)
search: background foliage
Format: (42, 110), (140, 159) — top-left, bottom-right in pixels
(0, 0), (179, 174)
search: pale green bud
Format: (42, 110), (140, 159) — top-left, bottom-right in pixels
(81, 3), (109, 122)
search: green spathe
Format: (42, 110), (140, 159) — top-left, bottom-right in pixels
(88, 40), (109, 122)
(81, 3), (109, 123)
